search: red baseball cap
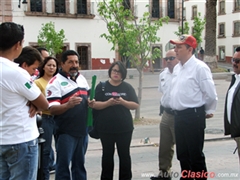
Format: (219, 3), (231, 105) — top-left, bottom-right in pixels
(170, 34), (197, 49)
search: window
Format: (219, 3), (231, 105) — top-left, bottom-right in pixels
(77, 0), (87, 14)
(218, 23), (225, 37)
(233, 21), (240, 36)
(183, 7), (186, 20)
(218, 46), (225, 61)
(152, 0), (160, 18)
(55, 0), (65, 13)
(234, 0), (240, 11)
(192, 6), (197, 19)
(167, 0), (175, 18)
(25, 0), (94, 19)
(77, 46), (88, 70)
(30, 0), (42, 12)
(191, 27), (196, 35)
(233, 45), (240, 54)
(123, 0), (131, 10)
(219, 0), (225, 14)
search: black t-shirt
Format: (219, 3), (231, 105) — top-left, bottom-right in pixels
(94, 80), (138, 133)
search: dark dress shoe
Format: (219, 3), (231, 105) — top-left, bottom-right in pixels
(150, 176), (171, 180)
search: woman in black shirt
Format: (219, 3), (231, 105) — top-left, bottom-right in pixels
(90, 61), (139, 180)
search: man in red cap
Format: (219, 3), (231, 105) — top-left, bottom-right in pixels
(169, 35), (218, 180)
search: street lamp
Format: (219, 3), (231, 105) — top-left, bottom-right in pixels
(18, 0), (28, 8)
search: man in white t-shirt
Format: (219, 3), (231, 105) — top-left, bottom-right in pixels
(0, 22), (49, 180)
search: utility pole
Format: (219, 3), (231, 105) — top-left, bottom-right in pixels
(1, 0), (5, 22)
(181, 0), (184, 34)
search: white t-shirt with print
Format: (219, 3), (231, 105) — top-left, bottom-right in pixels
(0, 57), (41, 145)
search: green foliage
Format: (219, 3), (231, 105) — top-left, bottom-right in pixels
(174, 22), (190, 36)
(192, 12), (206, 44)
(37, 22), (66, 56)
(174, 12), (205, 45)
(97, 0), (169, 69)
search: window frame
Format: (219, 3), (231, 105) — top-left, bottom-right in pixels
(218, 46), (226, 61)
(151, 0), (160, 18)
(234, 0), (240, 11)
(233, 45), (240, 54)
(218, 23), (225, 38)
(219, 0), (225, 15)
(75, 43), (92, 70)
(233, 21), (240, 37)
(192, 5), (197, 20)
(167, 0), (175, 19)
(25, 0), (95, 19)
(54, 0), (66, 14)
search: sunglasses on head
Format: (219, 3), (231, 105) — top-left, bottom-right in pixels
(231, 58), (240, 64)
(164, 56), (176, 61)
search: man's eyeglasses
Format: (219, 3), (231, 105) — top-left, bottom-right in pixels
(164, 56), (176, 61)
(231, 58), (240, 64)
(112, 69), (121, 74)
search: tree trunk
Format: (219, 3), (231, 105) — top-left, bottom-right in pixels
(134, 69), (143, 120)
(204, 0), (218, 69)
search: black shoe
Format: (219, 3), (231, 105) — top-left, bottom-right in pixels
(150, 176), (171, 180)
(49, 165), (55, 174)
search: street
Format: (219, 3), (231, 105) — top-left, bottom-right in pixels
(50, 70), (239, 180)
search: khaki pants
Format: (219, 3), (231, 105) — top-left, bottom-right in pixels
(158, 111), (175, 175)
(234, 137), (240, 164)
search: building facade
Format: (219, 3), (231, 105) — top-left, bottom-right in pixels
(0, 0), (239, 69)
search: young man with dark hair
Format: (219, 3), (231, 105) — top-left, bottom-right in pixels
(46, 50), (90, 180)
(0, 22), (49, 180)
(14, 46), (43, 76)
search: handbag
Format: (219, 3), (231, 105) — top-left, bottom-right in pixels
(89, 81), (106, 139)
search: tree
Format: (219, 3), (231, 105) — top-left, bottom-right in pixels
(174, 13), (205, 47)
(174, 21), (190, 36)
(204, 0), (217, 69)
(193, 12), (206, 47)
(97, 0), (169, 119)
(37, 21), (66, 56)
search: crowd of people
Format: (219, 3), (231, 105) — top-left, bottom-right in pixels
(0, 21), (240, 180)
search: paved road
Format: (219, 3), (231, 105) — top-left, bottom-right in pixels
(50, 72), (239, 180)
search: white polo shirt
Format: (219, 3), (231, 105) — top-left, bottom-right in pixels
(0, 57), (41, 145)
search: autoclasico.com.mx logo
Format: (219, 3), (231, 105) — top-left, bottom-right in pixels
(141, 171), (239, 179)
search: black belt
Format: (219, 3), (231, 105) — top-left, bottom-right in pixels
(163, 107), (174, 115)
(41, 114), (54, 118)
(173, 106), (205, 116)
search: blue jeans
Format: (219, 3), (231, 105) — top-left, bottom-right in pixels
(0, 139), (38, 180)
(55, 134), (87, 180)
(41, 114), (56, 180)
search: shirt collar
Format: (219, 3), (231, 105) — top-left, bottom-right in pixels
(234, 74), (240, 81)
(179, 55), (195, 69)
(59, 69), (79, 82)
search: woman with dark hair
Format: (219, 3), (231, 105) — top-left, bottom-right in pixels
(89, 61), (139, 180)
(34, 56), (58, 180)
